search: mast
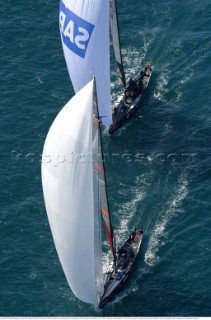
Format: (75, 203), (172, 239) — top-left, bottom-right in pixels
(109, 0), (126, 88)
(92, 78), (116, 262)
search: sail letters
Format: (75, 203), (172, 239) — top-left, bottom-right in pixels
(60, 1), (95, 58)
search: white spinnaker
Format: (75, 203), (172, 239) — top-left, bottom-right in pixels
(41, 80), (103, 305)
(59, 0), (112, 126)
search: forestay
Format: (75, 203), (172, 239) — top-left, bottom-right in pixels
(41, 80), (104, 304)
(59, 0), (112, 126)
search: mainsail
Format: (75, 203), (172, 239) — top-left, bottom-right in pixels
(59, 0), (112, 126)
(109, 0), (126, 88)
(42, 79), (115, 305)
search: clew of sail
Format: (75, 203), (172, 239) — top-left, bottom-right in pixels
(59, 0), (112, 126)
(42, 80), (104, 305)
(109, 0), (126, 88)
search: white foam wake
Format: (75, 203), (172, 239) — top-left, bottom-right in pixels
(144, 172), (188, 266)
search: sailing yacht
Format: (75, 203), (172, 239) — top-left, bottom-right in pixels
(41, 78), (144, 307)
(108, 0), (153, 133)
(59, 0), (153, 134)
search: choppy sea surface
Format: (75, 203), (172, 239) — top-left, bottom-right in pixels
(1, 0), (211, 317)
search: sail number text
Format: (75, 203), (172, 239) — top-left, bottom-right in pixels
(59, 2), (94, 58)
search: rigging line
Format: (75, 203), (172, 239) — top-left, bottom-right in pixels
(93, 77), (117, 264)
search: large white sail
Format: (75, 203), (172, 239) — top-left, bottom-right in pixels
(59, 0), (112, 126)
(41, 80), (104, 304)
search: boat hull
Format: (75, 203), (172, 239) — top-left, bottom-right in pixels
(99, 228), (143, 308)
(108, 63), (153, 134)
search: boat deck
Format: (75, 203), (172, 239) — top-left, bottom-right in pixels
(108, 63), (153, 134)
(99, 229), (143, 308)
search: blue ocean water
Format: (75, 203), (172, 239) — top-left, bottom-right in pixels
(1, 0), (211, 316)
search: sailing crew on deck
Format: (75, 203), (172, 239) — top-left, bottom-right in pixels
(128, 78), (137, 89)
(123, 90), (132, 108)
(128, 78), (138, 96)
(131, 227), (137, 240)
(120, 254), (128, 269)
(138, 228), (144, 235)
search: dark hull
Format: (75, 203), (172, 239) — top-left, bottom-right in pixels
(108, 63), (153, 134)
(99, 229), (143, 308)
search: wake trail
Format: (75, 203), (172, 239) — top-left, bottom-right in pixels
(144, 171), (189, 267)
